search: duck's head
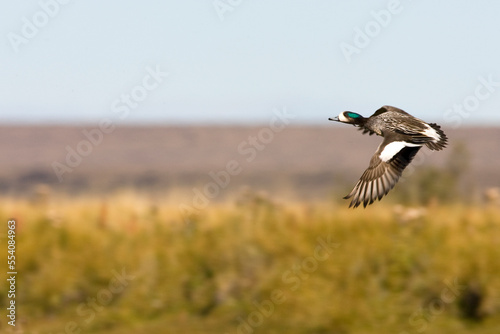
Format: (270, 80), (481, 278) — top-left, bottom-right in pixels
(329, 111), (365, 125)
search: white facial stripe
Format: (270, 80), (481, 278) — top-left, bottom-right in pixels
(422, 125), (440, 141)
(338, 112), (348, 122)
(379, 141), (421, 162)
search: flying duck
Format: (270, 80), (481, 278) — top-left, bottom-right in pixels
(329, 105), (447, 208)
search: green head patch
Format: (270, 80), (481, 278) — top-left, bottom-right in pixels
(346, 112), (361, 119)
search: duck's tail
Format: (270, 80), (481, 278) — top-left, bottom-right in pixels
(425, 123), (448, 151)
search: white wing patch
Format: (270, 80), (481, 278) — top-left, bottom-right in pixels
(379, 141), (422, 162)
(422, 124), (440, 141)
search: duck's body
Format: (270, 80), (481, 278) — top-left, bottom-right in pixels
(330, 105), (447, 208)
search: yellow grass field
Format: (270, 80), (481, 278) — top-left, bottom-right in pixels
(1, 193), (500, 333)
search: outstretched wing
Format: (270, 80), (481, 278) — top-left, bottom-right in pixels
(344, 136), (422, 208)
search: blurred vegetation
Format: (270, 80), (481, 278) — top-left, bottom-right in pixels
(1, 192), (500, 334)
(394, 141), (472, 205)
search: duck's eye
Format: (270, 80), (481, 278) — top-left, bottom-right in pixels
(346, 112), (360, 119)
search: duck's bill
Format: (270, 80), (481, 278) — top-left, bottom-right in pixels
(329, 116), (339, 122)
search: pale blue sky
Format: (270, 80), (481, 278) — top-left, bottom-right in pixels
(1, 0), (500, 125)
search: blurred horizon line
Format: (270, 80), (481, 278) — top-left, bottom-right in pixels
(1, 120), (500, 128)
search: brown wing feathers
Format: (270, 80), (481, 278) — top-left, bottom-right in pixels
(344, 144), (421, 208)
